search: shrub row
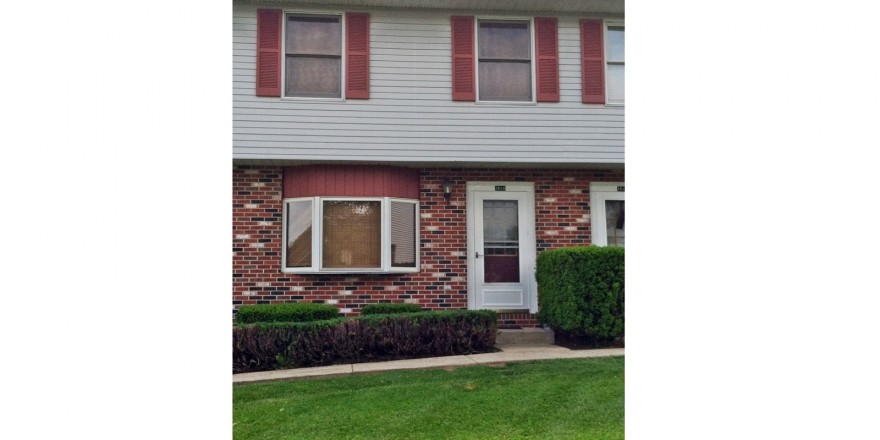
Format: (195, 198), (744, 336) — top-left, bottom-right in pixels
(234, 303), (340, 325)
(232, 310), (497, 373)
(536, 246), (624, 344)
(360, 303), (422, 315)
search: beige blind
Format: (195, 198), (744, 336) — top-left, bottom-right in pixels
(322, 201), (381, 268)
(390, 201), (416, 267)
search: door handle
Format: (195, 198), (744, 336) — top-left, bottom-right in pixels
(475, 251), (481, 259)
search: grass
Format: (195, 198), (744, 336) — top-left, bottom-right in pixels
(233, 356), (624, 439)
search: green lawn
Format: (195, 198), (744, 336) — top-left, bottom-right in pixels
(233, 356), (624, 440)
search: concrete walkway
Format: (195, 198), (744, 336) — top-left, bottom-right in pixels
(233, 345), (624, 384)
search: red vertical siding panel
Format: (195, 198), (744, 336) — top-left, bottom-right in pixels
(370, 168), (380, 196)
(281, 165), (418, 197)
(345, 12), (370, 99)
(390, 171), (400, 198)
(328, 167), (338, 196)
(256, 9), (282, 97)
(312, 167), (324, 195)
(328, 167), (336, 194)
(328, 166), (337, 195)
(535, 17), (559, 103)
(312, 170), (324, 195)
(451, 16), (475, 101)
(581, 19), (605, 104)
(357, 168), (365, 196)
(345, 168), (356, 196)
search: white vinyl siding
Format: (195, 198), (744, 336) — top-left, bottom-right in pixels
(233, 3), (624, 164)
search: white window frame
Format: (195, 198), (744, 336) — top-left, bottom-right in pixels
(281, 10), (346, 102)
(604, 20), (624, 106)
(282, 196), (420, 274)
(474, 16), (537, 105)
(589, 182), (624, 246)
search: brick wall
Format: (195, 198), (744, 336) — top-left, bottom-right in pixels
(233, 165), (624, 327)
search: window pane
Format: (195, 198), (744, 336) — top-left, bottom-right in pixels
(479, 21), (530, 60)
(322, 201), (381, 269)
(286, 15), (341, 55)
(483, 200), (520, 283)
(607, 64), (624, 103)
(285, 200), (312, 268)
(606, 26), (624, 61)
(285, 56), (341, 98)
(479, 61), (531, 101)
(390, 202), (416, 268)
(605, 200), (624, 247)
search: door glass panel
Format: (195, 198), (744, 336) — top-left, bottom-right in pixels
(605, 200), (625, 247)
(483, 200), (520, 283)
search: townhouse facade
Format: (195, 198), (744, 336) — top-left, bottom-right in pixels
(233, 0), (624, 327)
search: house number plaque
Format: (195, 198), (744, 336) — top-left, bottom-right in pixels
(617, 186), (625, 192)
(495, 186), (506, 191)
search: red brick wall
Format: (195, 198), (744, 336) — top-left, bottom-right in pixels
(233, 165), (624, 327)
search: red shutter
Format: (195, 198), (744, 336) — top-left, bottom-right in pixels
(581, 19), (605, 104)
(256, 9), (282, 97)
(535, 17), (559, 103)
(346, 12), (370, 99)
(451, 16), (475, 101)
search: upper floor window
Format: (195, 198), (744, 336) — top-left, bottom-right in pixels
(255, 9), (369, 99)
(477, 20), (532, 102)
(285, 14), (342, 98)
(605, 23), (624, 105)
(452, 16), (558, 103)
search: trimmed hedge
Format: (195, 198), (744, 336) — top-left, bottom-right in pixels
(234, 303), (340, 325)
(360, 303), (422, 315)
(233, 310), (497, 373)
(536, 246), (624, 343)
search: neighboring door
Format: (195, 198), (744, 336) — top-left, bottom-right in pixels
(467, 182), (537, 313)
(589, 182), (625, 246)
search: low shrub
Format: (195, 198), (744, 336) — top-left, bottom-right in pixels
(232, 310), (497, 373)
(360, 303), (423, 315)
(232, 318), (346, 373)
(235, 303), (340, 325)
(536, 246), (624, 345)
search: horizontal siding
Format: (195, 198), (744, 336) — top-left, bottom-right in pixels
(233, 2), (624, 164)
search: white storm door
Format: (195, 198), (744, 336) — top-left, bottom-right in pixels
(467, 183), (536, 312)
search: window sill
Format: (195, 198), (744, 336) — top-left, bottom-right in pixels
(281, 268), (420, 275)
(475, 100), (537, 106)
(280, 96), (346, 103)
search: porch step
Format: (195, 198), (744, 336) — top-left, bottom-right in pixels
(495, 327), (555, 346)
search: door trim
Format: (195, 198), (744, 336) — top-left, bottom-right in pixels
(589, 182), (625, 246)
(466, 182), (537, 313)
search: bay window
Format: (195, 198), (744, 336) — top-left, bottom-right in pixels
(283, 197), (419, 273)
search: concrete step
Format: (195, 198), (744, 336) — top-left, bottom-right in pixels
(495, 327), (555, 346)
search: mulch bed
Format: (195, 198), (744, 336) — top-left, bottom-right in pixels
(553, 331), (625, 350)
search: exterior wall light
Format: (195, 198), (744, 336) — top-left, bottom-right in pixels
(442, 179), (453, 205)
